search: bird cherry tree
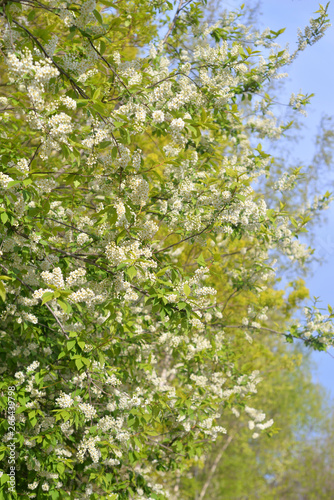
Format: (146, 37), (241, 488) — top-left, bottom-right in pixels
(0, 0), (332, 498)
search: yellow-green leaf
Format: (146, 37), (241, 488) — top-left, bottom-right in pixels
(42, 291), (54, 305)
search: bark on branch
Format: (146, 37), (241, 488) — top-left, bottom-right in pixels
(198, 434), (234, 500)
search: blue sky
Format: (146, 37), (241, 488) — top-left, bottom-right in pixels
(223, 0), (334, 398)
(256, 0), (334, 401)
(166, 0), (334, 397)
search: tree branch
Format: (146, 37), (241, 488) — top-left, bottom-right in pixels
(198, 434), (234, 500)
(223, 323), (301, 341)
(11, 19), (88, 99)
(163, 0), (192, 44)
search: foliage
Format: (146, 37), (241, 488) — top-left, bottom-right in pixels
(183, 341), (329, 499)
(0, 0), (332, 498)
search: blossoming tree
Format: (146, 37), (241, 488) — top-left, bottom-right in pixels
(0, 0), (332, 498)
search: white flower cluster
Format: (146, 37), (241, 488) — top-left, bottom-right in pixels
(245, 405), (274, 438)
(48, 112), (73, 139)
(97, 415), (123, 431)
(66, 268), (86, 287)
(0, 96), (8, 107)
(104, 458), (120, 466)
(127, 176), (149, 205)
(106, 240), (154, 273)
(15, 371), (25, 384)
(7, 49), (59, 84)
(28, 482), (39, 490)
(60, 421), (74, 437)
(16, 158), (30, 175)
(140, 220), (159, 240)
(7, 50), (59, 112)
(77, 434), (100, 463)
(105, 242), (126, 267)
(55, 392), (74, 408)
(59, 95), (77, 110)
(22, 312), (38, 324)
(118, 59), (143, 87)
(170, 118), (185, 132)
(152, 110), (164, 123)
(68, 288), (95, 304)
(274, 172), (297, 192)
(0, 172), (14, 189)
(41, 267), (65, 289)
(34, 177), (57, 193)
(105, 373), (122, 386)
(33, 288), (53, 299)
(301, 306), (334, 344)
(27, 361), (40, 373)
(195, 286), (217, 297)
(77, 68), (98, 83)
(78, 402), (97, 420)
(76, 0), (96, 28)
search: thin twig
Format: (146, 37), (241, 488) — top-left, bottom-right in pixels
(223, 323), (300, 341)
(28, 143), (41, 168)
(87, 39), (131, 95)
(163, 0), (191, 44)
(35, 216), (95, 238)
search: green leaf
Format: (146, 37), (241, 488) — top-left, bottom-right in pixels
(77, 340), (85, 350)
(196, 253), (206, 267)
(183, 284), (191, 297)
(100, 40), (106, 55)
(0, 281), (6, 301)
(290, 217), (298, 228)
(58, 299), (68, 312)
(92, 87), (101, 101)
(7, 180), (20, 188)
(225, 168), (238, 178)
(61, 143), (70, 158)
(67, 340), (76, 351)
(126, 266), (137, 279)
(75, 358), (84, 370)
(41, 292), (54, 305)
(0, 473), (9, 485)
(1, 212), (8, 224)
(93, 9), (103, 25)
(156, 266), (170, 277)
